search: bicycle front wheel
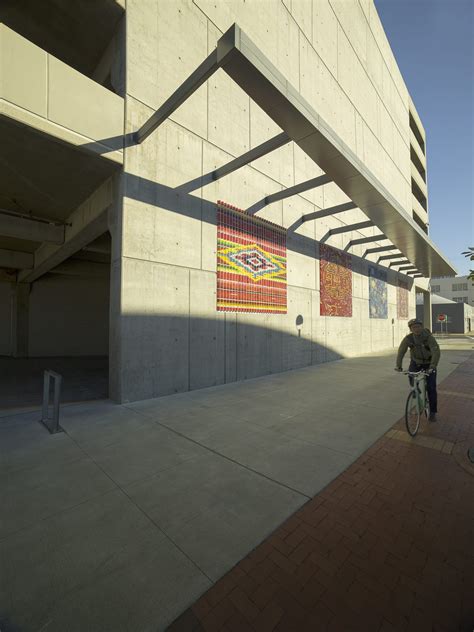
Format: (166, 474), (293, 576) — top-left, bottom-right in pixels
(405, 391), (420, 436)
(423, 395), (430, 420)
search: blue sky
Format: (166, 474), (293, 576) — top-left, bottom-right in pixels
(374, 0), (473, 277)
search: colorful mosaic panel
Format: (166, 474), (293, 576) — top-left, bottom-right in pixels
(397, 279), (409, 319)
(216, 201), (287, 313)
(319, 244), (352, 317)
(369, 266), (388, 319)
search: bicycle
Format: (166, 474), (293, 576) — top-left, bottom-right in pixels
(402, 370), (430, 436)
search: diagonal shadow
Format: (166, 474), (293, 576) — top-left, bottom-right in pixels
(123, 171), (414, 291)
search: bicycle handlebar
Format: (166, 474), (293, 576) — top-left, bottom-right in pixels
(402, 370), (429, 376)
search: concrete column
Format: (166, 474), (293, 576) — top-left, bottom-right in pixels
(11, 282), (31, 357)
(423, 290), (432, 331)
(108, 173), (124, 402)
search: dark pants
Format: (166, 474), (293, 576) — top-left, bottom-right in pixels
(408, 360), (437, 413)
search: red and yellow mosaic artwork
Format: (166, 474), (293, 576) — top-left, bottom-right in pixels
(216, 201), (287, 313)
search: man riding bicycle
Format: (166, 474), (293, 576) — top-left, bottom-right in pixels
(395, 318), (440, 421)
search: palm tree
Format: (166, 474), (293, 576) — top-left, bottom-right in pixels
(462, 247), (474, 280)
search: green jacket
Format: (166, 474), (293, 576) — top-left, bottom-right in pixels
(396, 329), (440, 369)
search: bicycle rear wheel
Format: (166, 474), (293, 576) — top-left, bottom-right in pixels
(405, 391), (420, 436)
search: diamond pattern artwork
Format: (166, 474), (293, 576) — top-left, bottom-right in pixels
(320, 244), (352, 317)
(217, 201), (287, 313)
(397, 279), (409, 319)
(369, 266), (388, 319)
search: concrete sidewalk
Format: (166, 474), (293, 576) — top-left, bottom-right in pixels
(169, 351), (474, 632)
(0, 340), (472, 631)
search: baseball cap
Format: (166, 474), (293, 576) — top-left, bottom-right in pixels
(408, 318), (423, 327)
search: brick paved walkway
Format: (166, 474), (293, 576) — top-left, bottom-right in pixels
(168, 355), (474, 632)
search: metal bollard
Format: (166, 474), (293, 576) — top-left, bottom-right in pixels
(39, 370), (63, 434)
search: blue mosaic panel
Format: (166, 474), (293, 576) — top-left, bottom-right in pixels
(369, 266), (388, 319)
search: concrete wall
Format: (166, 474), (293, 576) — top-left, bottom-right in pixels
(113, 0), (418, 402)
(28, 275), (109, 357)
(0, 282), (12, 355)
(0, 23), (124, 164)
(417, 302), (474, 334)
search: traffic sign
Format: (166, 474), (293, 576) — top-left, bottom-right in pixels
(437, 314), (446, 322)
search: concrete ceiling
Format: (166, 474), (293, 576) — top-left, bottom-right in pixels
(0, 0), (123, 78)
(0, 116), (118, 223)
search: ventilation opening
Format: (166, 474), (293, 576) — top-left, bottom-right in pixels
(410, 147), (426, 181)
(413, 210), (428, 234)
(412, 179), (427, 211)
(409, 112), (425, 153)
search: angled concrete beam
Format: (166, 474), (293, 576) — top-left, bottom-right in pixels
(0, 213), (64, 245)
(302, 201), (357, 223)
(0, 248), (34, 269)
(19, 178), (114, 283)
(412, 274), (423, 278)
(135, 50), (220, 143)
(389, 260), (410, 268)
(265, 174), (331, 205)
(345, 234), (386, 250)
(327, 220), (374, 236)
(398, 266), (418, 272)
(406, 270), (420, 276)
(212, 132), (290, 181)
(365, 245), (398, 256)
(377, 252), (404, 263)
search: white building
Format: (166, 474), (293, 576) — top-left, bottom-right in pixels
(430, 275), (474, 306)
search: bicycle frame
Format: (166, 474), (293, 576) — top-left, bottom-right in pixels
(404, 370), (428, 415)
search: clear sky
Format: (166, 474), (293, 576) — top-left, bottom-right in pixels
(374, 0), (473, 277)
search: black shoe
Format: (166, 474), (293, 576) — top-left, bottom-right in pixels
(429, 413), (437, 422)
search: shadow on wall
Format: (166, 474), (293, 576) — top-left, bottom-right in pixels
(78, 123), (415, 291)
(80, 130), (415, 291)
(122, 171), (414, 292)
(116, 312), (354, 403)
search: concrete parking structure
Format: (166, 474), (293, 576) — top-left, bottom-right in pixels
(0, 0), (455, 403)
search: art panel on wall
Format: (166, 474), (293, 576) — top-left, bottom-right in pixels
(319, 243), (352, 317)
(368, 265), (388, 318)
(397, 279), (409, 319)
(216, 201), (287, 313)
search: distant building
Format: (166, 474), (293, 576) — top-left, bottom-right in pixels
(417, 293), (474, 333)
(430, 275), (474, 307)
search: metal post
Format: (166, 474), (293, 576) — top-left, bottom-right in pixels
(40, 370), (63, 434)
(42, 371), (50, 423)
(53, 374), (62, 431)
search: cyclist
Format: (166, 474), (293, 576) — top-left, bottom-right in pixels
(395, 318), (440, 421)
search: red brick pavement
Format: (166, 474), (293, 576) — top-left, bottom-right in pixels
(168, 355), (474, 632)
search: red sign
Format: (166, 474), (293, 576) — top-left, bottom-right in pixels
(437, 314), (446, 322)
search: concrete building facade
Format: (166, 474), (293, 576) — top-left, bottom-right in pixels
(0, 0), (456, 404)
